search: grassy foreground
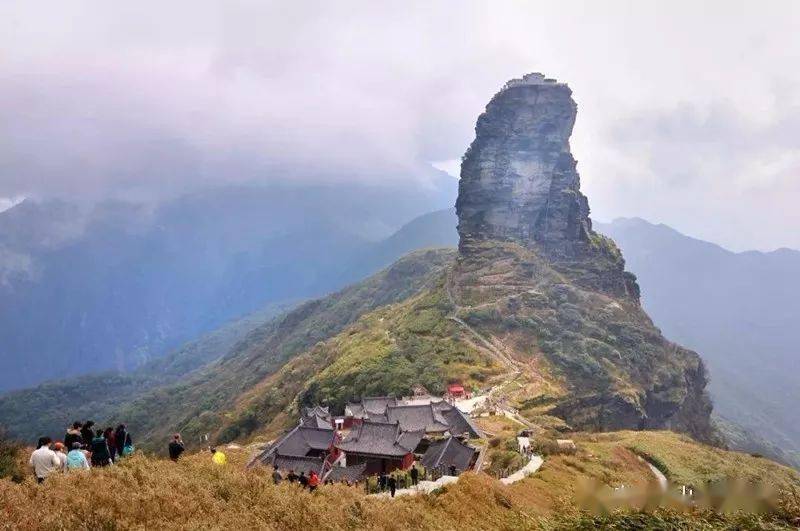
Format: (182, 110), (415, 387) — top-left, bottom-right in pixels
(3, 435), (800, 530)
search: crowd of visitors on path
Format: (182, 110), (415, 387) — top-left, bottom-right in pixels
(29, 421), (133, 483)
(269, 466), (321, 491)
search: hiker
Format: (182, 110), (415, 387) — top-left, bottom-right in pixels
(449, 464), (457, 476)
(53, 442), (67, 470)
(387, 474), (397, 498)
(210, 447), (227, 465)
(298, 471), (308, 488)
(410, 466), (419, 486)
(287, 469), (298, 483)
(271, 465), (282, 485)
(168, 434), (185, 461)
(66, 442), (90, 471)
(378, 471), (387, 492)
(91, 429), (112, 467)
(104, 427), (117, 461)
(64, 422), (83, 451)
(114, 424), (131, 458)
(308, 470), (320, 492)
(29, 437), (60, 483)
(80, 421), (95, 447)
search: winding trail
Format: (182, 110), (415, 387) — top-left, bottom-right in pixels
(500, 455), (545, 485)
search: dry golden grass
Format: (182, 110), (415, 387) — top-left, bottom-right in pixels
(1, 448), (550, 530)
(3, 434), (799, 530)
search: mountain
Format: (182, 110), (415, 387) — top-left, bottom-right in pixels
(0, 173), (457, 392)
(1, 73), (717, 452)
(597, 217), (800, 466)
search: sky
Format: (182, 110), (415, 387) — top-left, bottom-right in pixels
(1, 1), (799, 251)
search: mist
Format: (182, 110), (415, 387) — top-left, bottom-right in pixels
(1, 1), (799, 250)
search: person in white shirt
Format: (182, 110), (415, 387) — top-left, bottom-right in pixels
(29, 437), (61, 483)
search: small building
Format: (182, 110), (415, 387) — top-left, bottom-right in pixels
(343, 396), (399, 427)
(421, 436), (477, 476)
(336, 421), (423, 474)
(300, 406), (334, 429)
(253, 424), (341, 469)
(447, 383), (467, 399)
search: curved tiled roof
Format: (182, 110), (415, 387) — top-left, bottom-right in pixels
(421, 437), (476, 473)
(336, 421), (423, 457)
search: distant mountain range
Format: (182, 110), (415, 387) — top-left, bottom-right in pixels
(2, 183), (798, 468)
(0, 174), (457, 392)
(597, 217), (800, 467)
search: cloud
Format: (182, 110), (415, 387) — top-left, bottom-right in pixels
(0, 1), (799, 249)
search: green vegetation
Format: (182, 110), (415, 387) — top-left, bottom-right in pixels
(0, 303), (287, 445)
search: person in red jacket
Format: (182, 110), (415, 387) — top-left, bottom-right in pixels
(308, 470), (320, 492)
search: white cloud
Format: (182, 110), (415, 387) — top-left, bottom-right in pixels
(0, 0), (798, 249)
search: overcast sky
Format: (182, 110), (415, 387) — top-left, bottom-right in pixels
(1, 1), (799, 251)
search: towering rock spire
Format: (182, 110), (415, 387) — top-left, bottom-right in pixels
(456, 73), (639, 301)
(456, 73), (591, 259)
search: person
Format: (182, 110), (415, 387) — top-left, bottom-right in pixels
(410, 466), (419, 486)
(308, 470), (320, 492)
(80, 421), (95, 447)
(66, 442), (90, 471)
(448, 464), (457, 476)
(298, 471), (308, 488)
(53, 442), (67, 470)
(271, 465), (282, 485)
(287, 469), (298, 483)
(378, 471), (387, 492)
(210, 447), (227, 465)
(114, 424), (129, 458)
(168, 434), (185, 461)
(64, 422), (83, 451)
(387, 474), (397, 498)
(90, 429), (112, 467)
(104, 427), (117, 461)
(29, 437), (60, 483)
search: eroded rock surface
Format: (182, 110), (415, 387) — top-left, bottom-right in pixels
(454, 73), (716, 443)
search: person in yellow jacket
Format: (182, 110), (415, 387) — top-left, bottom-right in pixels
(210, 446), (227, 465)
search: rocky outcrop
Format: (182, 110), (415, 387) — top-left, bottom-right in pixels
(457, 73), (589, 255)
(456, 73), (638, 301)
(453, 73), (716, 443)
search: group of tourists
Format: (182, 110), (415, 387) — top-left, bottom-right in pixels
(377, 467), (419, 497)
(29, 421), (134, 483)
(167, 433), (227, 466)
(270, 466), (321, 491)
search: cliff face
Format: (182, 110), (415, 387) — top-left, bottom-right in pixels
(454, 73), (715, 442)
(457, 74), (589, 255)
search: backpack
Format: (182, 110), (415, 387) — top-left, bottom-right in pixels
(122, 444), (134, 457)
(66, 451), (86, 469)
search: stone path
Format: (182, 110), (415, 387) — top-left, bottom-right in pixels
(499, 455), (544, 485)
(369, 475), (460, 498)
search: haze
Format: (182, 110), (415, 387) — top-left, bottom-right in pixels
(1, 0), (799, 251)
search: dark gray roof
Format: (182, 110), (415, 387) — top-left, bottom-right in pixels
(259, 425), (337, 460)
(336, 421), (423, 457)
(345, 402), (366, 418)
(345, 397), (398, 419)
(385, 404), (450, 433)
(420, 437), (476, 473)
(324, 463), (367, 483)
(271, 454), (326, 476)
(440, 405), (482, 438)
(301, 414), (333, 429)
(303, 406), (330, 417)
